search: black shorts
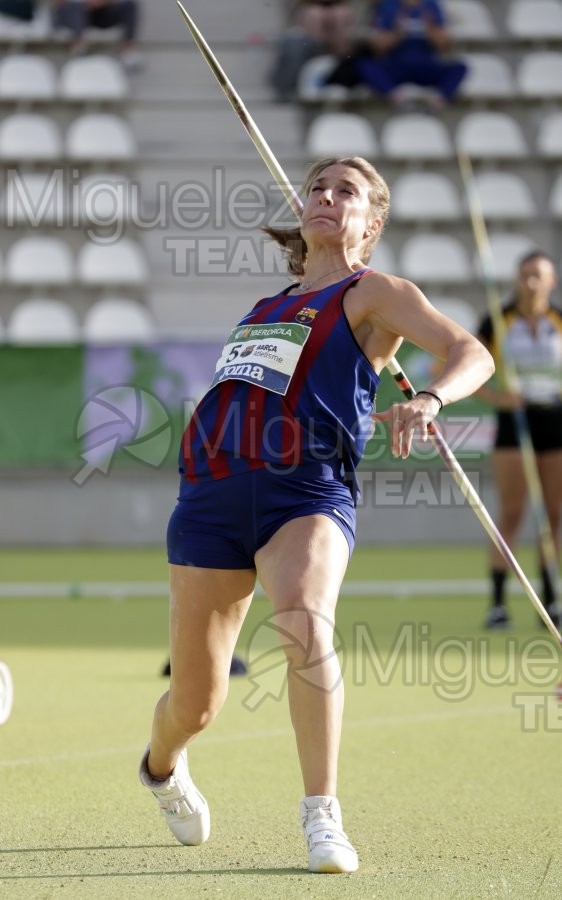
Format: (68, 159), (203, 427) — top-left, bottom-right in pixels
(494, 406), (562, 452)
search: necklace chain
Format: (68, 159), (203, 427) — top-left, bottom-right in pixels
(295, 266), (354, 293)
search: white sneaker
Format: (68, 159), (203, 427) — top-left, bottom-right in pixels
(139, 747), (210, 845)
(300, 795), (358, 873)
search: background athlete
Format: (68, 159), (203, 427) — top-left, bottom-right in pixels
(477, 251), (562, 630)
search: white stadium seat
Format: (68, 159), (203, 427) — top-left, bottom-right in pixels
(83, 298), (155, 342)
(0, 114), (63, 160)
(517, 52), (562, 98)
(455, 112), (528, 158)
(469, 172), (537, 220)
(460, 54), (515, 99)
(391, 172), (462, 220)
(1, 171), (66, 226)
(537, 112), (562, 157)
(381, 113), (453, 159)
(7, 299), (80, 344)
(6, 236), (74, 285)
(507, 1), (562, 39)
(59, 55), (129, 101)
(306, 112), (377, 158)
(0, 55), (57, 100)
(477, 233), (537, 281)
(77, 239), (147, 285)
(400, 235), (472, 282)
(445, 0), (497, 40)
(66, 114), (137, 160)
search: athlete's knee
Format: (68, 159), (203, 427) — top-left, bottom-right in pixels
(168, 688), (225, 737)
(170, 702), (220, 737)
(274, 606), (336, 665)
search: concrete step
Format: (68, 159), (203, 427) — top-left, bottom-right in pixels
(129, 102), (306, 162)
(130, 45), (274, 103)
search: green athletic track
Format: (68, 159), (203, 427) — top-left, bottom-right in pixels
(1, 546), (560, 899)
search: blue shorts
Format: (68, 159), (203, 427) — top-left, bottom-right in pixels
(167, 461), (356, 569)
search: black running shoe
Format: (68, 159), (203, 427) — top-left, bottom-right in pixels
(484, 605), (511, 630)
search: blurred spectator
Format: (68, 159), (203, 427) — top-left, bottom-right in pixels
(352, 0), (468, 108)
(270, 0), (356, 102)
(51, 0), (143, 70)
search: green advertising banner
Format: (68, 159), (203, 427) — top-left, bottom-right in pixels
(0, 342), (495, 471)
(0, 346), (83, 464)
(0, 342), (223, 471)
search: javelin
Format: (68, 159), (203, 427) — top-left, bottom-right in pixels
(176, 2), (561, 643)
(458, 151), (559, 609)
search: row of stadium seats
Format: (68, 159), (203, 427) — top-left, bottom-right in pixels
(0, 231), (542, 287)
(0, 297), (155, 344)
(0, 112), (136, 160)
(1, 0), (561, 44)
(0, 54), (129, 102)
(1, 172), (139, 225)
(0, 236), (146, 285)
(305, 110), (562, 159)
(446, 0), (562, 40)
(7, 48), (562, 107)
(0, 0), (280, 44)
(4, 107), (562, 162)
(298, 50), (562, 103)
(371, 233), (539, 283)
(0, 293), (480, 345)
(4, 169), (562, 226)
(387, 171), (562, 221)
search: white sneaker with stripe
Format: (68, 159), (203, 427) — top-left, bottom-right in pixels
(300, 795), (358, 873)
(139, 747), (210, 846)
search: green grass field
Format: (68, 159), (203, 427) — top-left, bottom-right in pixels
(1, 546), (561, 899)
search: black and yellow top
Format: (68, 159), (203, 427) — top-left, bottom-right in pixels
(478, 302), (562, 406)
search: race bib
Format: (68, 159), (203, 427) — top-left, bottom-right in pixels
(210, 322), (311, 396)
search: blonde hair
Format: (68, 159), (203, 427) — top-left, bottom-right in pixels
(263, 156), (391, 277)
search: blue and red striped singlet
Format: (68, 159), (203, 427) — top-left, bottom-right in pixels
(180, 269), (380, 501)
